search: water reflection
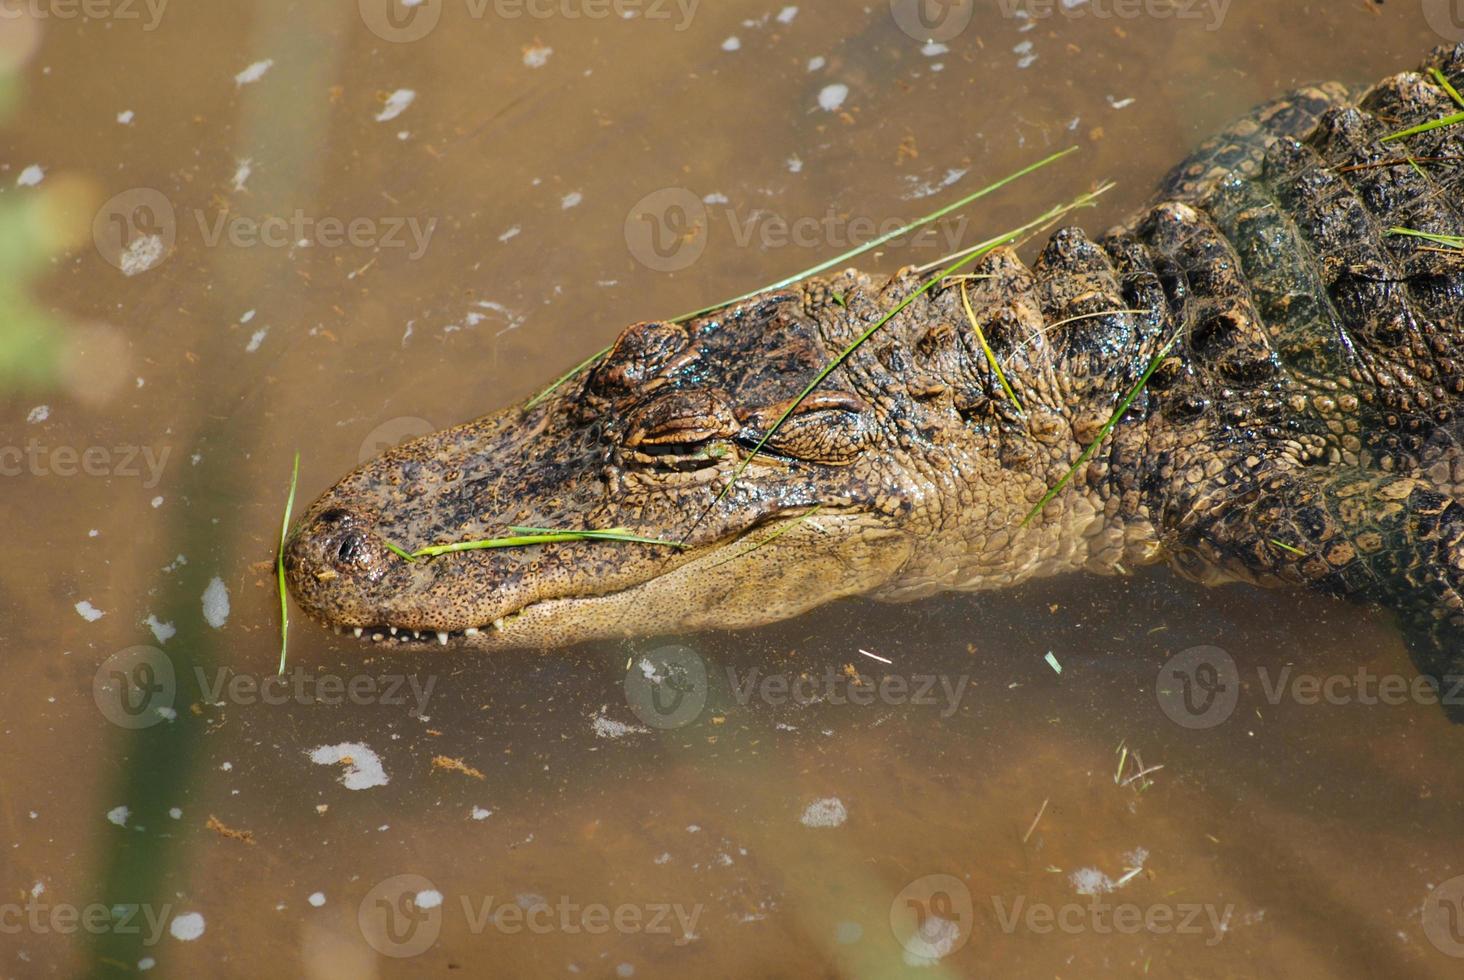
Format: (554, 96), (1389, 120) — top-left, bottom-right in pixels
(2, 1), (1463, 977)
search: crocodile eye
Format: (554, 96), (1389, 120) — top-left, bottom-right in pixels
(631, 420), (730, 449)
(740, 390), (873, 465)
(623, 390), (738, 458)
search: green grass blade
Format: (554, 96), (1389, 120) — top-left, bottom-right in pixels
(1021, 329), (1180, 529)
(667, 146), (1080, 324)
(691, 185), (1113, 543)
(1431, 67), (1464, 110)
(411, 528), (684, 558)
(1006, 307), (1152, 362)
(960, 280), (1024, 414)
(523, 343), (614, 410)
(1388, 226), (1464, 249)
(508, 525), (686, 547)
(275, 451), (300, 675)
(520, 147), (1080, 412)
(414, 533), (595, 556)
(1381, 110), (1464, 143)
(707, 504), (825, 569)
(383, 539), (418, 563)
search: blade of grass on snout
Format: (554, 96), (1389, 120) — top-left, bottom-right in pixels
(960, 279), (1024, 414)
(707, 504), (825, 569)
(523, 345), (615, 411)
(1380, 68), (1464, 142)
(402, 527), (684, 559)
(1382, 106), (1464, 142)
(275, 451), (300, 675)
(1432, 66), (1464, 110)
(508, 525), (686, 547)
(685, 183), (1114, 545)
(522, 147), (1079, 409)
(1388, 226), (1464, 250)
(1020, 330), (1180, 529)
(665, 145), (1081, 324)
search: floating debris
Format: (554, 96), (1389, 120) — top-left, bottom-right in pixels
(234, 59), (273, 87)
(1022, 798), (1049, 844)
(308, 742), (389, 790)
(800, 797), (847, 828)
(168, 912), (205, 941)
(817, 84), (848, 112)
(201, 576), (230, 629)
(432, 755), (485, 779)
(375, 88), (416, 123)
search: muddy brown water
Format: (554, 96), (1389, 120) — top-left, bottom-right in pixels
(4, 1), (1464, 976)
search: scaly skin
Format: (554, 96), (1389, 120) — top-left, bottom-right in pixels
(285, 47), (1464, 706)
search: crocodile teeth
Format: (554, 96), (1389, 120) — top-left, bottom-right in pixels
(464, 627), (479, 637)
(437, 631), (449, 646)
(389, 626), (398, 635)
(332, 626), (343, 635)
(493, 618), (505, 630)
(353, 627), (363, 638)
(373, 633), (384, 642)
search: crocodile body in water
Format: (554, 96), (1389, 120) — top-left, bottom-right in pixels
(285, 47), (1464, 705)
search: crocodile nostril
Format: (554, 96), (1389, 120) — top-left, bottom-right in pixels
(319, 508), (351, 525)
(335, 532), (367, 563)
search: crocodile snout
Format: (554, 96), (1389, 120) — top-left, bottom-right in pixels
(284, 505), (394, 591)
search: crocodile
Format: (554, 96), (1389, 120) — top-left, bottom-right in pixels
(284, 47), (1464, 707)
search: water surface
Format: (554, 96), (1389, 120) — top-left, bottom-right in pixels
(3, 1), (1463, 976)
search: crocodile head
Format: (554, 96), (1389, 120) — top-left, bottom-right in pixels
(282, 287), (950, 651)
